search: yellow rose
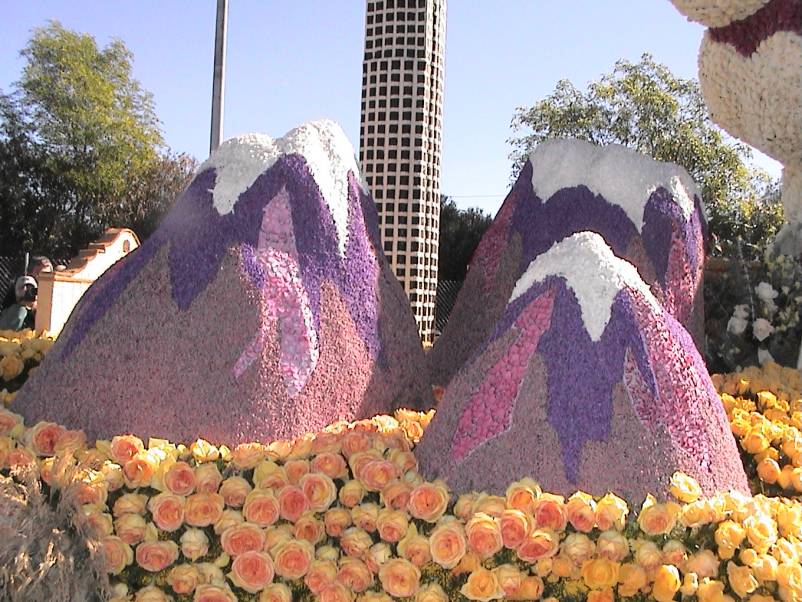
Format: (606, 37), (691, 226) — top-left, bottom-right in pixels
(757, 458), (781, 484)
(744, 513), (778, 554)
(669, 472), (702, 503)
(741, 431), (770, 454)
(652, 565), (681, 602)
(0, 354), (24, 381)
(680, 500), (714, 528)
(190, 439), (219, 463)
(680, 572), (698, 597)
(715, 520), (746, 557)
(752, 553), (779, 582)
(617, 563), (647, 598)
(581, 558), (620, 590)
(776, 503), (802, 538)
(459, 567), (504, 602)
(491, 564), (523, 597)
(726, 561), (758, 598)
(696, 578), (727, 602)
(637, 494), (680, 536)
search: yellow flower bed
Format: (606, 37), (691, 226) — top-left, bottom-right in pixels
(0, 328), (54, 405)
(713, 363), (802, 496)
(2, 403), (802, 602)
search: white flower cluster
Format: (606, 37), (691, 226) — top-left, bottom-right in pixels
(669, 0), (771, 27)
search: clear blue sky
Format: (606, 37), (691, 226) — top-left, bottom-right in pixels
(0, 1), (780, 215)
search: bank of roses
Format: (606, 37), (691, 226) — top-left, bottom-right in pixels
(2, 400), (802, 601)
(0, 328), (53, 404)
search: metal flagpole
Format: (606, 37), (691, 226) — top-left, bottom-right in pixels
(210, 0), (228, 153)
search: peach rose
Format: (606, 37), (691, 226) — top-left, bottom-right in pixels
(337, 557), (373, 592)
(340, 430), (374, 458)
(474, 494), (507, 518)
(376, 508), (409, 543)
(566, 491), (596, 532)
(352, 503), (379, 532)
(685, 550), (720, 579)
(398, 524), (431, 567)
(258, 583), (292, 602)
(136, 540), (179, 572)
(300, 472), (337, 512)
(241, 489), (280, 527)
(305, 559), (338, 595)
(517, 529), (560, 563)
(180, 527), (210, 561)
(311, 452), (348, 479)
(388, 448), (418, 473)
(311, 431), (342, 455)
(360, 459), (400, 492)
(113, 493), (148, 517)
(454, 493), (479, 521)
(135, 586), (170, 602)
(617, 563), (648, 597)
(429, 518), (467, 569)
(185, 492), (225, 527)
(532, 493), (567, 532)
(338, 479), (365, 507)
(277, 485), (310, 523)
(192, 584), (237, 602)
(231, 442), (265, 469)
(415, 583), (450, 602)
(499, 509), (531, 550)
(252, 461), (288, 490)
(215, 476), (250, 508)
(221, 522), (266, 556)
(164, 460), (196, 496)
(595, 492), (629, 531)
(123, 450), (160, 488)
(460, 567), (503, 602)
(54, 429), (86, 456)
(73, 471), (108, 506)
(378, 558), (421, 598)
(25, 421), (64, 456)
(339, 527), (373, 558)
(637, 495), (680, 536)
(228, 550), (274, 593)
(561, 533), (596, 565)
(194, 462), (223, 493)
(214, 509), (245, 535)
(465, 512), (503, 560)
(380, 481), (413, 511)
(272, 539), (314, 580)
(6, 446), (35, 468)
(100, 460), (125, 492)
(148, 492), (185, 532)
(595, 530), (629, 562)
(505, 478), (541, 514)
(100, 535), (133, 575)
(0, 409), (22, 437)
(581, 558), (620, 590)
(167, 563), (201, 595)
(492, 564), (523, 597)
(364, 542), (392, 574)
(196, 562), (226, 586)
(294, 513), (325, 545)
(109, 434), (144, 464)
(662, 540), (687, 568)
(113, 512), (146, 546)
(652, 564), (681, 602)
(324, 507), (353, 537)
(284, 459), (310, 485)
(587, 588), (615, 602)
(407, 480), (449, 522)
(633, 539), (662, 570)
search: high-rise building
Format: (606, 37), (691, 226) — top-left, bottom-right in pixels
(359, 0), (446, 342)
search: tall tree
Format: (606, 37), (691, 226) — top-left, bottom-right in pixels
(0, 21), (195, 259)
(438, 196), (493, 281)
(509, 53), (781, 259)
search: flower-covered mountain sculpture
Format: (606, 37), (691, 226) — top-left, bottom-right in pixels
(429, 139), (707, 388)
(14, 120), (430, 444)
(416, 232), (748, 501)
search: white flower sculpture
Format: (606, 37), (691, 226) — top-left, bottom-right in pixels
(669, 0), (802, 254)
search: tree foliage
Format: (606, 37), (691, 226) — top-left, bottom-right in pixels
(0, 21), (195, 259)
(438, 196), (493, 281)
(509, 54), (782, 259)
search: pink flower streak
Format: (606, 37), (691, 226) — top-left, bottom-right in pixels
(234, 187), (319, 396)
(450, 289), (556, 462)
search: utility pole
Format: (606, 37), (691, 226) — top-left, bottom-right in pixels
(210, 0), (228, 153)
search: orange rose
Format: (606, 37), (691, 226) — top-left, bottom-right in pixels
(167, 563), (200, 595)
(305, 559), (338, 595)
(219, 476), (252, 508)
(465, 512), (503, 559)
(258, 583), (292, 602)
(377, 508), (409, 543)
(637, 495), (680, 536)
(398, 524), (431, 567)
(277, 485), (310, 523)
(300, 472), (337, 512)
(566, 492), (596, 532)
(100, 535), (133, 574)
(581, 558), (620, 590)
(338, 479), (365, 507)
(407, 480), (449, 522)
(123, 450), (160, 488)
(460, 567), (504, 602)
(532, 494), (567, 532)
(221, 522), (266, 556)
(180, 527), (209, 561)
(164, 461), (196, 496)
(652, 564), (681, 602)
(26, 421), (65, 456)
(324, 507), (353, 537)
(293, 512), (325, 545)
(587, 588), (615, 602)
(192, 584), (237, 602)
(272, 539), (314, 580)
(517, 529), (559, 563)
(185, 492), (225, 527)
(194, 462), (223, 493)
(136, 540), (179, 572)
(378, 558), (421, 598)
(505, 478), (541, 514)
(429, 518), (467, 569)
(595, 492), (629, 531)
(231, 442), (265, 469)
(109, 434), (144, 464)
(113, 493), (148, 517)
(284, 459), (310, 485)
(340, 527), (373, 558)
(242, 489), (280, 527)
(499, 509), (531, 550)
(148, 492), (185, 532)
(311, 452), (348, 479)
(229, 550), (274, 593)
(360, 459), (400, 491)
(337, 557), (373, 592)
